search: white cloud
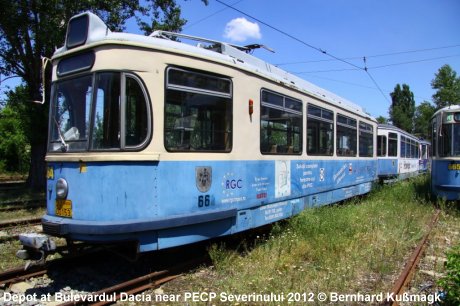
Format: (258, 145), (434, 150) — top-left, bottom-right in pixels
(223, 17), (261, 42)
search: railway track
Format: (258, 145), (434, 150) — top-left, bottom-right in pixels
(0, 245), (208, 306)
(0, 217), (42, 230)
(0, 181), (26, 191)
(0, 217), (42, 243)
(57, 259), (201, 306)
(384, 209), (441, 305)
(0, 264), (48, 287)
(0, 199), (44, 212)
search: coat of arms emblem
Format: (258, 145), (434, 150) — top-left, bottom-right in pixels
(196, 166), (212, 192)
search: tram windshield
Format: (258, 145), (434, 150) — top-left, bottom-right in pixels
(439, 123), (460, 157)
(49, 72), (149, 152)
(49, 75), (93, 152)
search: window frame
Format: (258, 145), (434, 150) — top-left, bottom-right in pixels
(388, 132), (398, 157)
(336, 114), (357, 157)
(260, 89), (303, 155)
(48, 71), (152, 153)
(306, 103), (334, 156)
(359, 121), (374, 157)
(377, 135), (387, 157)
(122, 73), (152, 150)
(164, 66), (233, 153)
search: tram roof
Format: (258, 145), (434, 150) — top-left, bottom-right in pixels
(56, 11), (374, 121)
(432, 104), (460, 118)
(377, 124), (421, 141)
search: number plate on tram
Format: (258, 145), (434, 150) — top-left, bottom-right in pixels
(448, 164), (460, 171)
(55, 199), (72, 218)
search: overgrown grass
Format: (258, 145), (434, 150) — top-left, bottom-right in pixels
(179, 175), (441, 303)
(0, 240), (24, 271)
(0, 207), (46, 221)
(0, 171), (27, 182)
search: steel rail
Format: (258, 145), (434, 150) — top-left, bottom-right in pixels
(384, 209), (441, 306)
(0, 217), (42, 230)
(57, 256), (206, 306)
(0, 265), (48, 287)
(0, 200), (44, 212)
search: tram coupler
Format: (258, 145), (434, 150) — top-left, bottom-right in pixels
(16, 233), (57, 268)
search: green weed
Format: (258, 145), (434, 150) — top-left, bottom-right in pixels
(202, 176), (438, 299)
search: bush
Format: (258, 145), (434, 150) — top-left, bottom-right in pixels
(438, 245), (460, 305)
(0, 106), (30, 173)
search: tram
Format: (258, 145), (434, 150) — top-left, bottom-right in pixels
(431, 105), (460, 200)
(19, 12), (379, 256)
(377, 124), (421, 182)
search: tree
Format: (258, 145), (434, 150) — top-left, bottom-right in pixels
(413, 101), (435, 140)
(0, 0), (206, 190)
(389, 84), (415, 132)
(0, 95), (29, 172)
(376, 116), (388, 124)
(431, 64), (460, 109)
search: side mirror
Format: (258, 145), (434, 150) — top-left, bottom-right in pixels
(32, 57), (50, 104)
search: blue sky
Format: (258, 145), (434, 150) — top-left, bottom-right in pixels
(177, 0), (460, 118)
(1, 0), (459, 119)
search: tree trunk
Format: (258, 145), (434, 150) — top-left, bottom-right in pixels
(27, 141), (47, 192)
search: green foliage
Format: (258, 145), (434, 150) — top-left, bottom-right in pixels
(376, 115), (388, 124)
(413, 101), (435, 140)
(431, 64), (460, 109)
(389, 83), (415, 132)
(0, 105), (29, 173)
(438, 245), (460, 305)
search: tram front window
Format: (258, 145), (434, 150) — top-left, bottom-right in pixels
(49, 75), (92, 152)
(439, 123), (460, 157)
(49, 72), (150, 152)
(454, 124), (460, 156)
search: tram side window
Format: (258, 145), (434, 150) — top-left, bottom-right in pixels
(125, 76), (149, 147)
(307, 104), (333, 156)
(90, 73), (150, 150)
(388, 133), (398, 157)
(92, 73), (121, 149)
(400, 136), (407, 158)
(359, 121), (373, 157)
(336, 114), (357, 157)
(260, 90), (303, 155)
(377, 135), (387, 156)
(164, 67), (232, 152)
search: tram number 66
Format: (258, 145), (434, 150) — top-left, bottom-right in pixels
(198, 195), (212, 207)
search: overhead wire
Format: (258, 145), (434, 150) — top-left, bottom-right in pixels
(184, 0), (246, 30)
(275, 44), (460, 66)
(292, 54), (460, 74)
(214, 0), (392, 103)
(215, 0), (363, 71)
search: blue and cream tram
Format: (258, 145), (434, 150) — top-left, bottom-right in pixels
(377, 124), (421, 182)
(22, 12), (379, 254)
(431, 105), (460, 200)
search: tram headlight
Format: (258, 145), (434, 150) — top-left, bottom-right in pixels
(56, 178), (68, 199)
